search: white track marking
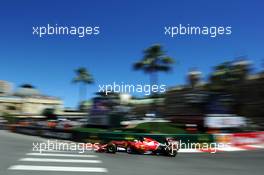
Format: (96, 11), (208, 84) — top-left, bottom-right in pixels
(19, 158), (101, 163)
(33, 149), (93, 153)
(178, 149), (202, 153)
(217, 146), (246, 152)
(26, 153), (97, 157)
(8, 165), (108, 172)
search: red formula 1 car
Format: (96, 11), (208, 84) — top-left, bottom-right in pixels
(96, 137), (179, 157)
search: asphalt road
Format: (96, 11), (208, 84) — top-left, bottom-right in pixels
(0, 130), (263, 175)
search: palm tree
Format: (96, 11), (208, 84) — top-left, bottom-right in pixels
(72, 67), (94, 103)
(133, 44), (174, 117)
(133, 44), (174, 88)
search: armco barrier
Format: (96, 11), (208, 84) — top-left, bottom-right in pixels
(10, 125), (216, 144)
(11, 125), (73, 140)
(72, 130), (215, 144)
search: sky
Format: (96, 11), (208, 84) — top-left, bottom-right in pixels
(0, 0), (263, 107)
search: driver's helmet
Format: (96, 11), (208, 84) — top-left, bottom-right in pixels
(138, 137), (145, 142)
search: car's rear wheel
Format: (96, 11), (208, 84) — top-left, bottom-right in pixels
(165, 149), (177, 157)
(106, 143), (117, 153)
(164, 144), (178, 157)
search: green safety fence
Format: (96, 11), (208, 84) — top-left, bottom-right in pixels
(10, 125), (215, 144)
(72, 130), (215, 144)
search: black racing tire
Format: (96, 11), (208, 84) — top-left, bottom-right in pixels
(106, 143), (117, 154)
(165, 148), (178, 157)
(164, 142), (178, 157)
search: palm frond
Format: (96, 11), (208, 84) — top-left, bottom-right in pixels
(133, 44), (175, 74)
(73, 67), (94, 84)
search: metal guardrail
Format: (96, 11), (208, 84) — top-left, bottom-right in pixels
(10, 125), (215, 144)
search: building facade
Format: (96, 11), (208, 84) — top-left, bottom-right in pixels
(0, 81), (63, 117)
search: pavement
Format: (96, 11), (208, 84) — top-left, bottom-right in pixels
(0, 130), (264, 175)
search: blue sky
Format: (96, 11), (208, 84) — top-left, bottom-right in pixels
(0, 0), (263, 107)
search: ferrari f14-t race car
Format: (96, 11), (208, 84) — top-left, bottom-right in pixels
(96, 137), (179, 157)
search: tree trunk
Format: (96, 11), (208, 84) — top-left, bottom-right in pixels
(83, 83), (87, 101)
(150, 71), (158, 87)
(79, 83), (82, 103)
(149, 71), (159, 117)
(79, 82), (87, 103)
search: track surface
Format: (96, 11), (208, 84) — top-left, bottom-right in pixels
(0, 130), (263, 175)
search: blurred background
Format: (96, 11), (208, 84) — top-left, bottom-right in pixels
(0, 0), (264, 175)
(1, 54), (264, 133)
